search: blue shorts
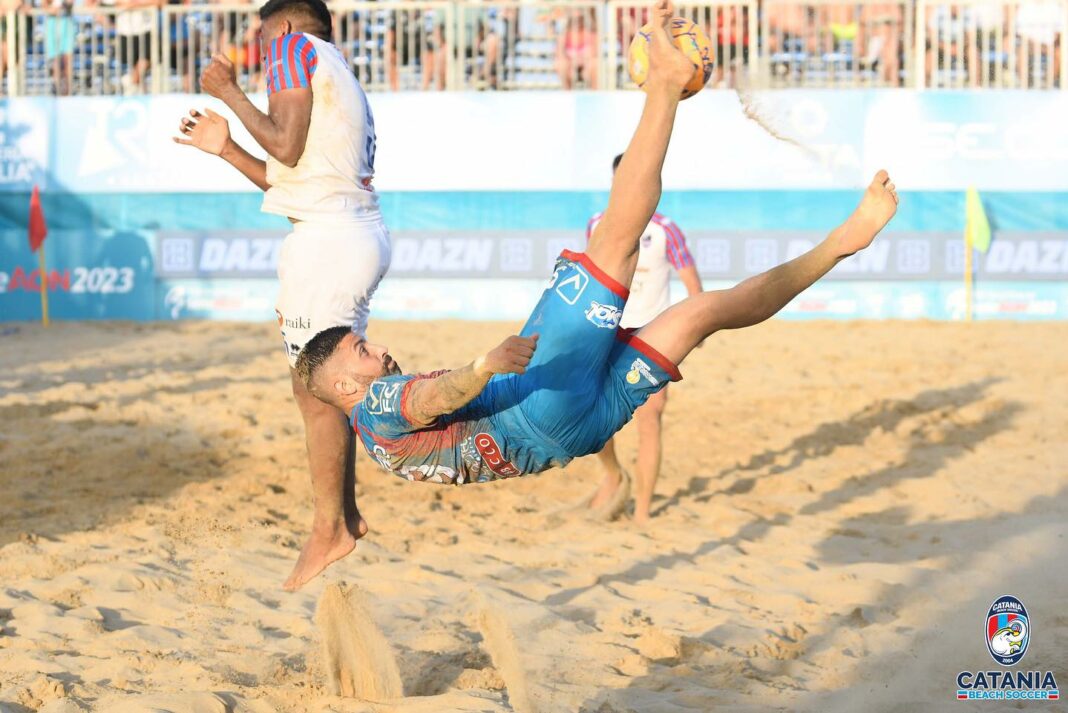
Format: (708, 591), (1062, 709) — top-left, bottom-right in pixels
(490, 251), (681, 469)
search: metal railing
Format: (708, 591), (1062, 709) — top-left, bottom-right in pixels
(762, 0), (914, 86)
(917, 0), (1066, 88)
(1, 0), (1064, 95)
(12, 7), (161, 96)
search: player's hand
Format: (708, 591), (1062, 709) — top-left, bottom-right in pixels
(173, 108), (231, 156)
(476, 334), (539, 376)
(201, 53), (239, 101)
(646, 0), (698, 94)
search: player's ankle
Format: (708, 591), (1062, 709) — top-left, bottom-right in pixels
(310, 516), (348, 538)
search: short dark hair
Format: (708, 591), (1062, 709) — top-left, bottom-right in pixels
(294, 325), (351, 389)
(259, 0), (332, 38)
(612, 153), (624, 172)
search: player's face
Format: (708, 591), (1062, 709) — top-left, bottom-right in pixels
(258, 16), (291, 57)
(340, 335), (401, 382)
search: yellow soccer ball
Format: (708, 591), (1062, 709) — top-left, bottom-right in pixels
(628, 17), (714, 99)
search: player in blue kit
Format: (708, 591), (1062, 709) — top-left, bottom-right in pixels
(295, 0), (900, 496)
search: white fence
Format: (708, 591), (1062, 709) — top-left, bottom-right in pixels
(0, 0), (1064, 95)
(917, 0), (1066, 88)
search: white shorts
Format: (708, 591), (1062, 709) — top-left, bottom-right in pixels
(275, 217), (392, 367)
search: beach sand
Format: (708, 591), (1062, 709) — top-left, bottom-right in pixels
(1, 319), (1066, 712)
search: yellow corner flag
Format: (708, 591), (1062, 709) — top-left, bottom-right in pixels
(963, 187), (991, 321)
(965, 186), (991, 253)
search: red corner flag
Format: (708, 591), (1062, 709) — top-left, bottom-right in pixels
(29, 185), (47, 253)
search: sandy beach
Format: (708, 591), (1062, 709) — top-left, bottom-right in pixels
(1, 319), (1066, 712)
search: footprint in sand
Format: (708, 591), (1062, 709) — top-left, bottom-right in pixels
(476, 602), (534, 713)
(315, 582), (404, 700)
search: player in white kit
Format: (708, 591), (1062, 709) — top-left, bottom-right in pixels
(174, 0), (389, 590)
(583, 153), (702, 525)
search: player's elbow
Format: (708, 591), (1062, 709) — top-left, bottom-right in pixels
(272, 136), (306, 168)
(275, 146), (304, 168)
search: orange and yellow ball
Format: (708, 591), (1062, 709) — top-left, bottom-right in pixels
(628, 18), (714, 100)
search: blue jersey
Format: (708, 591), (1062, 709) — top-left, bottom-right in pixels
(353, 252), (681, 486)
(353, 371), (567, 485)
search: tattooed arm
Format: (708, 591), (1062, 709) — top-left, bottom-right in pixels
(405, 334), (539, 428)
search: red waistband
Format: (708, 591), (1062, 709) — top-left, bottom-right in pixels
(617, 328), (683, 382)
(560, 250), (630, 301)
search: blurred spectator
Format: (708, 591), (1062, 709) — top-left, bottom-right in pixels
(44, 0), (75, 94)
(1016, 0), (1061, 87)
(555, 6), (597, 89)
(1, 0), (26, 93)
(973, 2), (1012, 87)
(822, 2), (858, 73)
(384, 7), (412, 91)
(925, 4), (966, 85)
(165, 0), (194, 93)
(421, 5), (445, 90)
(765, 2), (809, 79)
(714, 4), (749, 87)
(615, 4), (647, 63)
(477, 6), (512, 90)
(101, 0), (158, 94)
(862, 3), (901, 86)
(210, 0), (260, 90)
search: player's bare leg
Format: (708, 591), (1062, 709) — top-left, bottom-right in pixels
(283, 369), (369, 592)
(586, 0), (697, 289)
(591, 437), (624, 509)
(631, 387), (667, 523)
(636, 171), (899, 365)
(589, 387), (666, 523)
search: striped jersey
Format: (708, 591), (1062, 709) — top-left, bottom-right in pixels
(261, 33), (379, 221)
(586, 211), (694, 328)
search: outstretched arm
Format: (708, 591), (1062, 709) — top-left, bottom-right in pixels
(174, 108), (270, 192)
(405, 335), (539, 428)
(201, 53), (312, 168)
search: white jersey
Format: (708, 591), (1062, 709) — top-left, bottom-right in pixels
(586, 211), (695, 328)
(261, 32), (379, 222)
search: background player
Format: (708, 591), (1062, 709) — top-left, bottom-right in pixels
(174, 0), (389, 591)
(294, 3), (900, 527)
(584, 153), (703, 524)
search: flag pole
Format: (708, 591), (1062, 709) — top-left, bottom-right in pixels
(38, 244), (50, 327)
(964, 235), (972, 322)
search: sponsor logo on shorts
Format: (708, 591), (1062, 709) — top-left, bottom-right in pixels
(629, 358), (659, 386)
(551, 264), (590, 305)
(399, 463), (459, 485)
(954, 595), (1059, 702)
(585, 301), (622, 329)
(372, 444), (392, 471)
(365, 381), (401, 415)
(284, 316), (311, 330)
(474, 432), (521, 477)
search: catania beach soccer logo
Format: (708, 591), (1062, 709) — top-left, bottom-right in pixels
(987, 594), (1029, 666)
(955, 595), (1060, 702)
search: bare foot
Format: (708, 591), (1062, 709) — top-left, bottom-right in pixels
(283, 515), (369, 592)
(836, 170), (899, 258)
(645, 0), (699, 95)
(633, 500), (653, 526)
(587, 469), (631, 521)
(588, 470), (623, 511)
